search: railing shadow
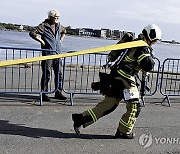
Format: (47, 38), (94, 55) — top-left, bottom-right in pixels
(0, 93), (70, 106)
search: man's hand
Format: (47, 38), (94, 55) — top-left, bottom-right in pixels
(41, 40), (46, 47)
(34, 35), (45, 46)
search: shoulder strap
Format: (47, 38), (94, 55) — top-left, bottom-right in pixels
(108, 32), (134, 62)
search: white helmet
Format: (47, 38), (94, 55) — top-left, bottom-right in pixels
(142, 24), (162, 41)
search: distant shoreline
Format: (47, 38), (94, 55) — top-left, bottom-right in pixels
(0, 29), (179, 45)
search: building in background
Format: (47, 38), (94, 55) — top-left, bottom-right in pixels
(68, 27), (134, 40)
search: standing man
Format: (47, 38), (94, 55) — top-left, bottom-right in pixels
(29, 10), (67, 101)
(72, 24), (162, 139)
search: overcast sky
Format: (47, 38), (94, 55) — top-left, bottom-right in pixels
(1, 0), (180, 41)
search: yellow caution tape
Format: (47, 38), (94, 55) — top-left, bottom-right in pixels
(0, 40), (147, 67)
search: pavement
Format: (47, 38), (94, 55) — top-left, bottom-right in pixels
(0, 93), (179, 154)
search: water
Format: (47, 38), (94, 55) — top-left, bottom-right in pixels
(0, 30), (180, 63)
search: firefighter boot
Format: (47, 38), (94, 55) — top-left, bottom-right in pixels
(114, 129), (135, 139)
(72, 113), (84, 135)
(72, 113), (93, 135)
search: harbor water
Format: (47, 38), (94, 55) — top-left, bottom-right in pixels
(0, 30), (180, 64)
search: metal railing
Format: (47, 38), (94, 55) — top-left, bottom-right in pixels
(0, 46), (179, 106)
(62, 52), (109, 105)
(0, 47), (60, 105)
(160, 58), (180, 106)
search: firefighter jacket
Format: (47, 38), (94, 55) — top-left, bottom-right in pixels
(110, 34), (155, 83)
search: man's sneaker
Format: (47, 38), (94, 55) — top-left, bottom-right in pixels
(42, 94), (50, 102)
(55, 93), (67, 100)
(72, 114), (83, 135)
(114, 130), (135, 139)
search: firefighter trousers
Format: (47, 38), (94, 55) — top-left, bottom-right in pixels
(82, 96), (141, 134)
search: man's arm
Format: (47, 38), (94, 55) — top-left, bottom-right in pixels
(31, 35), (46, 46)
(60, 33), (65, 42)
(136, 47), (155, 72)
(59, 25), (66, 41)
(29, 23), (45, 46)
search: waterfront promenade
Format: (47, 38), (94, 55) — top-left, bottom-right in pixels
(0, 92), (179, 154)
(0, 55), (179, 153)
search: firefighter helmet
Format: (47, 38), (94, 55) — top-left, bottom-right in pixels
(142, 24), (162, 41)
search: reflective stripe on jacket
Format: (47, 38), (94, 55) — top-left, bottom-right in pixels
(116, 46), (154, 82)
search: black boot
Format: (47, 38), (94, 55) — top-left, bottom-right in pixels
(72, 114), (84, 135)
(114, 130), (135, 139)
(55, 92), (67, 100)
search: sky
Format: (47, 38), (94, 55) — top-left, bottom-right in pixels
(1, 0), (180, 41)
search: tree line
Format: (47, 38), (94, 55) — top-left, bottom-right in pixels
(0, 22), (72, 33)
(0, 22), (34, 31)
